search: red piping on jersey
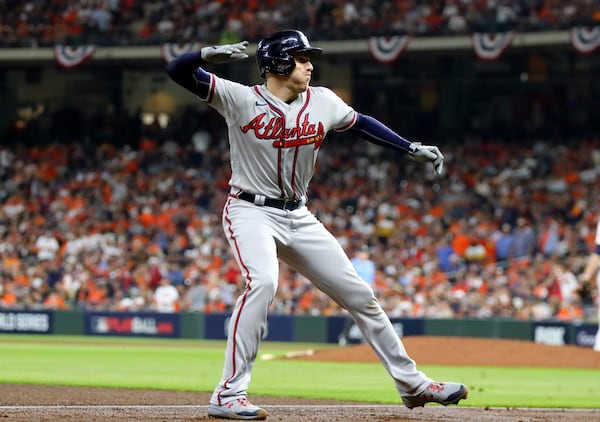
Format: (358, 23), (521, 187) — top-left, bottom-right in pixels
(207, 74), (217, 103)
(277, 148), (283, 197)
(289, 88), (311, 198)
(291, 148), (299, 198)
(218, 197), (252, 404)
(253, 86), (286, 198)
(296, 88), (311, 125)
(335, 110), (358, 131)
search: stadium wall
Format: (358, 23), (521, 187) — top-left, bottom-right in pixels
(2, 30), (596, 140)
(0, 309), (596, 349)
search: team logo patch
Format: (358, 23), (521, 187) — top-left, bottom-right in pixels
(472, 32), (516, 61)
(53, 45), (96, 69)
(571, 26), (600, 55)
(368, 35), (412, 64)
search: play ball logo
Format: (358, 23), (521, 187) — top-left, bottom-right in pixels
(88, 314), (177, 337)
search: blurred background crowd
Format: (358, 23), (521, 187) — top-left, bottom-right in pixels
(1, 0), (600, 48)
(1, 104), (598, 322)
(1, 1), (599, 325)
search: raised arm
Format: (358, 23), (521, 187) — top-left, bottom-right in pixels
(165, 41), (249, 98)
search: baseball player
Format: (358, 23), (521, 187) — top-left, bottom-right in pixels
(579, 215), (600, 352)
(166, 29), (467, 420)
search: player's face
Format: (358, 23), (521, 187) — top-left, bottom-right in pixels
(287, 54), (314, 93)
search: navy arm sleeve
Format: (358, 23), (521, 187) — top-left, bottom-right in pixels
(165, 52), (212, 98)
(349, 113), (413, 153)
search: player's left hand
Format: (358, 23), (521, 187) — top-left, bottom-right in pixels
(201, 41), (249, 63)
(408, 142), (444, 176)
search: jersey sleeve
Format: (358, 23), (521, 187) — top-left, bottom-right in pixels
(314, 87), (357, 132)
(202, 76), (250, 124)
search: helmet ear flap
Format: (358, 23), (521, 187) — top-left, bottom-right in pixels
(260, 57), (295, 78)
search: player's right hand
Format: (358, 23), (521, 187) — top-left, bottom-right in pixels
(408, 142), (444, 176)
(201, 41), (249, 63)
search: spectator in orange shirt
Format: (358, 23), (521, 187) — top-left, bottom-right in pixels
(43, 289), (69, 310)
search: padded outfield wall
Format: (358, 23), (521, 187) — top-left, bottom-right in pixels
(0, 309), (596, 349)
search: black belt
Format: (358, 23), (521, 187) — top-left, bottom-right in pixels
(237, 191), (303, 211)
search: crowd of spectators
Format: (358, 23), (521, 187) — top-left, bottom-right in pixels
(1, 0), (600, 48)
(1, 104), (599, 324)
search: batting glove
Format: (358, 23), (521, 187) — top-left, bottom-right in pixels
(408, 142), (444, 176)
(201, 41), (249, 63)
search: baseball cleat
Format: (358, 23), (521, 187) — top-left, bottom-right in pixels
(402, 381), (468, 409)
(208, 397), (267, 420)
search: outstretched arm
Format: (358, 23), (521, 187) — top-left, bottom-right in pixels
(165, 41), (249, 98)
(350, 113), (444, 175)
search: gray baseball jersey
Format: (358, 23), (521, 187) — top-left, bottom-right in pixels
(208, 76), (356, 199)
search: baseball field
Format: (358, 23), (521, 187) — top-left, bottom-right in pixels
(1, 334), (599, 421)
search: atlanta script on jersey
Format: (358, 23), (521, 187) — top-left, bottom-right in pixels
(204, 75), (357, 200)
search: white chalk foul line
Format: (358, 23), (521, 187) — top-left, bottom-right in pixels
(0, 405), (596, 412)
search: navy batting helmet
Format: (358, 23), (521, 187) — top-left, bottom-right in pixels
(256, 30), (322, 78)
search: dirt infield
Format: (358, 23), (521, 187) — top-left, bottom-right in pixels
(302, 336), (600, 369)
(1, 336), (599, 421)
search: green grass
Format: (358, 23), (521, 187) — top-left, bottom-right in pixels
(1, 334), (599, 408)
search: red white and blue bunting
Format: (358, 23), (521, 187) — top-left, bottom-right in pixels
(471, 32), (516, 61)
(367, 35), (412, 64)
(570, 26), (600, 54)
(52, 29), (599, 69)
(53, 45), (96, 69)
(160, 43), (202, 63)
